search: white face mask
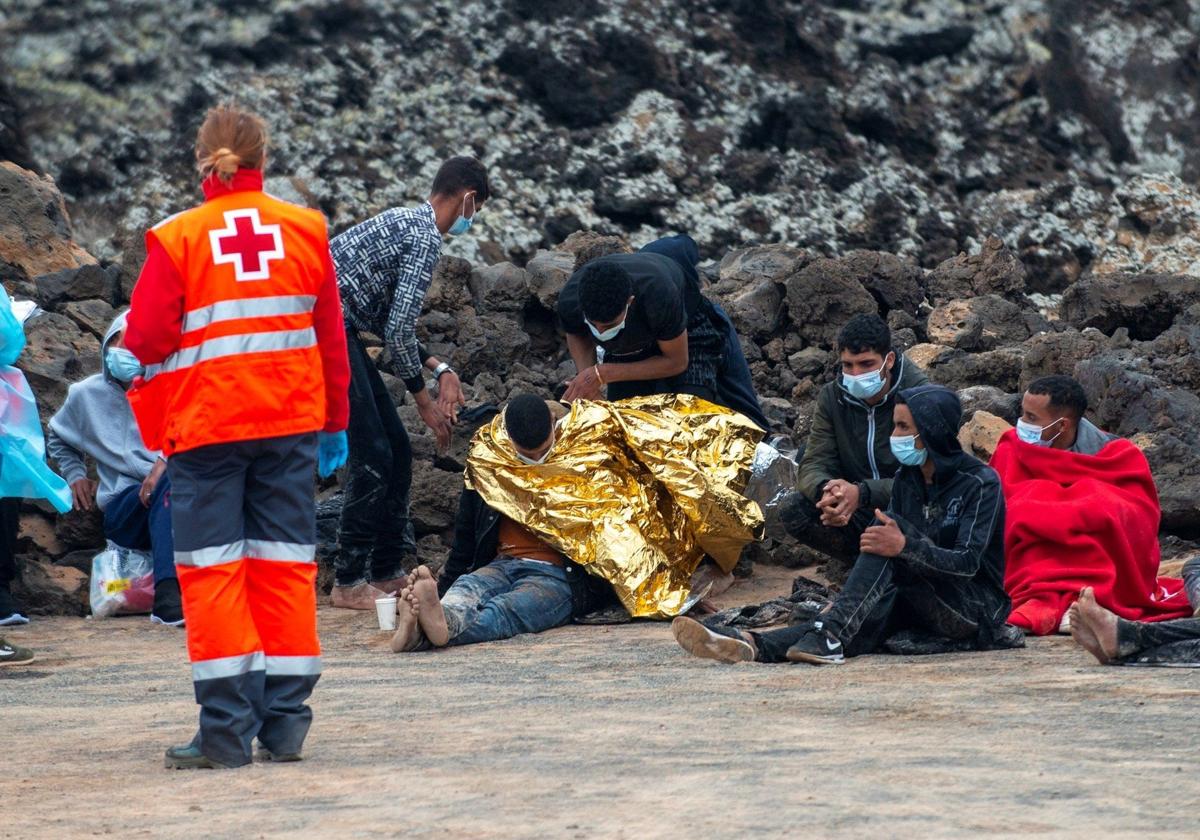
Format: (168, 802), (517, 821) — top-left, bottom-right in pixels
(1016, 417), (1063, 447)
(515, 446), (552, 466)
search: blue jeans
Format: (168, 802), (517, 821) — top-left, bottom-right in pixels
(442, 557), (573, 646)
(102, 475), (175, 583)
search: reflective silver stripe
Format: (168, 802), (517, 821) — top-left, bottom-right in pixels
(159, 327), (317, 374)
(264, 655), (322, 677)
(192, 651), (265, 681)
(175, 541), (245, 568)
(245, 540), (316, 564)
(182, 295), (316, 334)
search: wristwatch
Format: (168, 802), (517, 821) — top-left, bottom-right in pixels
(432, 362), (454, 381)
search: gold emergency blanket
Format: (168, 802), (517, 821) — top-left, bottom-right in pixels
(465, 394), (765, 618)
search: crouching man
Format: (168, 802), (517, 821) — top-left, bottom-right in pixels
(46, 311), (181, 626)
(673, 385), (1016, 665)
(391, 395), (596, 651)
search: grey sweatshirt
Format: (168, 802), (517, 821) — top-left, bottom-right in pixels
(46, 311), (161, 511)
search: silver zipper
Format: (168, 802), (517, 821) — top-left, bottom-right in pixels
(867, 406), (880, 480)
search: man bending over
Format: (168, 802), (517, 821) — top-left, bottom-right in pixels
(673, 385), (1015, 665)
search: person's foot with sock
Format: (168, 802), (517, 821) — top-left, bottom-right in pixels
(671, 616), (757, 663)
(408, 566), (450, 646)
(784, 620), (845, 665)
(151, 577), (185, 627)
(1069, 586), (1120, 664)
(0, 584), (29, 626)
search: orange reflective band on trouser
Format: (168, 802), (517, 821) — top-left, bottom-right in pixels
(178, 560), (263, 672)
(248, 559), (320, 674)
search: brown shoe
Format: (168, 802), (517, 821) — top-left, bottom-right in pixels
(330, 582), (387, 610)
(372, 576), (409, 597)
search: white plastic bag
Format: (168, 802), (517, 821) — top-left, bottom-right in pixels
(743, 434), (801, 540)
(89, 542), (155, 618)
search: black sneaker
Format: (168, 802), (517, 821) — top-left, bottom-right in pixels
(0, 586), (29, 626)
(0, 636), (34, 666)
(258, 746), (303, 763)
(671, 616), (757, 663)
(784, 621), (845, 665)
(151, 578), (185, 627)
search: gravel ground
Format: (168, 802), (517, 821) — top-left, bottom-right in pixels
(3, 568), (1199, 839)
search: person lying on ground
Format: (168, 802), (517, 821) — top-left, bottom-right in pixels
(556, 234), (768, 429)
(329, 156), (487, 610)
(992, 375), (1191, 636)
(46, 311), (182, 626)
(673, 384), (1018, 666)
(1070, 586), (1200, 667)
(780, 314), (927, 567)
(390, 394), (606, 651)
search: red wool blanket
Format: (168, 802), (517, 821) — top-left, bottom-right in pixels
(990, 429), (1190, 635)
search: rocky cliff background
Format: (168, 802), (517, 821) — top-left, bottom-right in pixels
(1, 0), (1198, 612)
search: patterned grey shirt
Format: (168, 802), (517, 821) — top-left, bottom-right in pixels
(331, 202), (442, 391)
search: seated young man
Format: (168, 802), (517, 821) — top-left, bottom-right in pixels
(556, 234), (768, 429)
(992, 375), (1191, 636)
(673, 384), (1014, 665)
(391, 395), (597, 651)
(46, 311), (181, 626)
(1071, 586), (1200, 667)
(782, 314), (927, 564)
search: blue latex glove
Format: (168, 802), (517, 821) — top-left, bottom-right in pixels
(317, 431), (348, 478)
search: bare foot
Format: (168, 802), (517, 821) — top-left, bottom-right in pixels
(410, 565), (434, 584)
(1073, 587), (1120, 663)
(330, 582), (387, 610)
(410, 573), (450, 647)
(373, 575), (409, 597)
(1068, 601), (1107, 665)
(390, 586), (424, 653)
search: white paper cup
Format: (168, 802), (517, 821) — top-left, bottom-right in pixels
(375, 596), (398, 631)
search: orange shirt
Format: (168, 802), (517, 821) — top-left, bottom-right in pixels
(497, 516), (564, 566)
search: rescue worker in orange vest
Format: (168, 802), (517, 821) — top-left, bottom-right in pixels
(124, 104), (351, 769)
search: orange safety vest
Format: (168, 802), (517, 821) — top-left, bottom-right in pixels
(128, 190), (331, 455)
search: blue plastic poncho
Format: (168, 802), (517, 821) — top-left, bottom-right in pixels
(0, 285), (72, 513)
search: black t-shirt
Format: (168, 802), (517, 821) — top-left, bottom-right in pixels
(557, 252), (696, 361)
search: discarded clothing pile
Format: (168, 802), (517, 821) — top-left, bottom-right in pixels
(465, 394), (765, 618)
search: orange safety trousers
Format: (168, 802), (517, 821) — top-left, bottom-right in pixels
(168, 432), (321, 768)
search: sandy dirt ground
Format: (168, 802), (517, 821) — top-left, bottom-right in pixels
(3, 566), (1199, 839)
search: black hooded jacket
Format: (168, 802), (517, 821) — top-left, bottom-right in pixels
(887, 385), (1010, 638)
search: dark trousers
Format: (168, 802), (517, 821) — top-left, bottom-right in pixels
(779, 490), (874, 564)
(102, 477), (175, 584)
(752, 552), (983, 663)
(1115, 616), (1200, 666)
(337, 326), (414, 586)
(170, 433), (321, 767)
(0, 497), (18, 589)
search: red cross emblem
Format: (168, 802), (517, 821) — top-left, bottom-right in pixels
(208, 209), (285, 281)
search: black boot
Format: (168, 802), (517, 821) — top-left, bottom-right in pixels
(151, 578), (184, 627)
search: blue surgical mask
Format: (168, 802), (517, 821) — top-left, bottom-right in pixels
(106, 347), (144, 383)
(447, 193), (476, 236)
(843, 361), (888, 400)
(586, 316), (626, 343)
(1016, 417), (1063, 447)
(890, 433), (927, 466)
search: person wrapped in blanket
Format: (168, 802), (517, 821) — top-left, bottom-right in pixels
(673, 384), (1022, 665)
(391, 392), (764, 652)
(991, 375), (1192, 636)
